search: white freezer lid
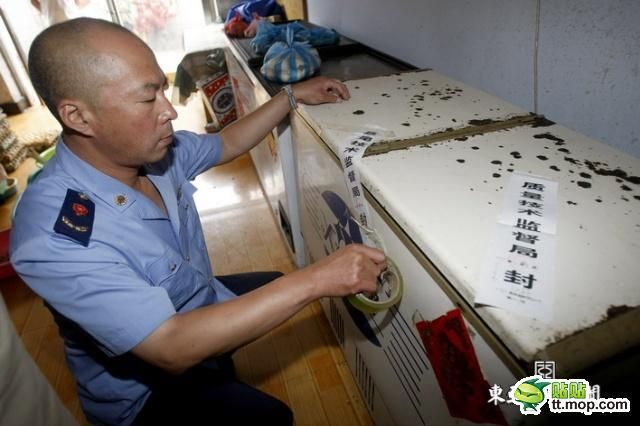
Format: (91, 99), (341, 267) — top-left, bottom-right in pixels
(357, 123), (640, 373)
(296, 69), (532, 157)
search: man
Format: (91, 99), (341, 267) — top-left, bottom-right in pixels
(10, 18), (385, 426)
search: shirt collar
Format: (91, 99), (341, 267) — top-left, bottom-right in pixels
(55, 137), (139, 214)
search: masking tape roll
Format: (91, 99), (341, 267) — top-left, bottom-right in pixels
(348, 258), (403, 313)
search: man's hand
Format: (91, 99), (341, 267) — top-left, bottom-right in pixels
(292, 76), (351, 105)
(299, 244), (386, 298)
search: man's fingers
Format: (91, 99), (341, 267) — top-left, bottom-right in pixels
(327, 80), (350, 100)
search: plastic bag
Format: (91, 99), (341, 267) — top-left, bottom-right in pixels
(225, 0), (283, 24)
(250, 20), (338, 54)
(243, 13), (262, 38)
(224, 11), (248, 37)
(260, 27), (321, 83)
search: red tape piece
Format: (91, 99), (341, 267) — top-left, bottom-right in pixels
(415, 309), (507, 425)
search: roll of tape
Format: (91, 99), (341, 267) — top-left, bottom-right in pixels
(348, 258), (403, 313)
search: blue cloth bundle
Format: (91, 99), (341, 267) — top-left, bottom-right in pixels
(260, 27), (321, 83)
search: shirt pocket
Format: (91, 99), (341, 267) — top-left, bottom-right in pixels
(145, 248), (194, 310)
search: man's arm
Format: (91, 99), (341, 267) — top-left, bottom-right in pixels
(217, 76), (350, 164)
(132, 244), (384, 374)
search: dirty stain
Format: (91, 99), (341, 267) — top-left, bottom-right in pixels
(457, 159), (465, 163)
(607, 305), (634, 319)
(353, 110), (365, 115)
(469, 118), (500, 126)
(534, 133), (566, 146)
(510, 151), (522, 159)
(530, 116), (555, 128)
(577, 181), (592, 189)
(537, 155), (548, 161)
(550, 165), (561, 171)
(585, 160), (640, 185)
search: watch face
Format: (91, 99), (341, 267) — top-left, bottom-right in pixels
(211, 87), (234, 114)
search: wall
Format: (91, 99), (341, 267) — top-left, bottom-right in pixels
(307, 0), (640, 158)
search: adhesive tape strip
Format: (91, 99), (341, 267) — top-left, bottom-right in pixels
(348, 258), (404, 313)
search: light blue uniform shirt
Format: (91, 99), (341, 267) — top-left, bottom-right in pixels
(10, 131), (237, 425)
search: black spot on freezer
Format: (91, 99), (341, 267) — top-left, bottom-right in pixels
(455, 136), (468, 141)
(534, 133), (565, 145)
(457, 159), (465, 163)
(595, 198), (602, 203)
(353, 110), (365, 115)
(510, 151), (522, 159)
(402, 122), (410, 127)
(440, 96), (452, 100)
(550, 165), (560, 171)
(471, 146), (479, 150)
(585, 160), (640, 185)
(354, 86), (360, 89)
(565, 157), (581, 165)
(507, 168), (514, 172)
(621, 185), (632, 191)
(493, 173), (501, 178)
(577, 181), (592, 189)
(634, 195), (640, 201)
(491, 160), (502, 165)
(531, 116), (555, 127)
(567, 201), (577, 205)
(469, 118), (500, 126)
(579, 172), (591, 179)
(537, 155), (548, 161)
(558, 148), (570, 153)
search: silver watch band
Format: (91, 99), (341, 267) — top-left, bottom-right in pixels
(282, 85), (298, 110)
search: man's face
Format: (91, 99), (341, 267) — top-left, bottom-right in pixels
(88, 32), (178, 168)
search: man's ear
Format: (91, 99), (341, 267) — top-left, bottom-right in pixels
(57, 100), (96, 136)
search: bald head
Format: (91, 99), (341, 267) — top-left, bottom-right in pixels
(28, 18), (150, 122)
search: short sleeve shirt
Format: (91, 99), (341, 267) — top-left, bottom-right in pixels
(10, 131), (236, 425)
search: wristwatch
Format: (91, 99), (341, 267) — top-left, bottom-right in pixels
(282, 85), (298, 110)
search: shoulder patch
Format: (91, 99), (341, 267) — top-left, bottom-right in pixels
(53, 189), (95, 247)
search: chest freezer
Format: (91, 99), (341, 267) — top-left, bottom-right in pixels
(292, 70), (639, 425)
(225, 32), (414, 267)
